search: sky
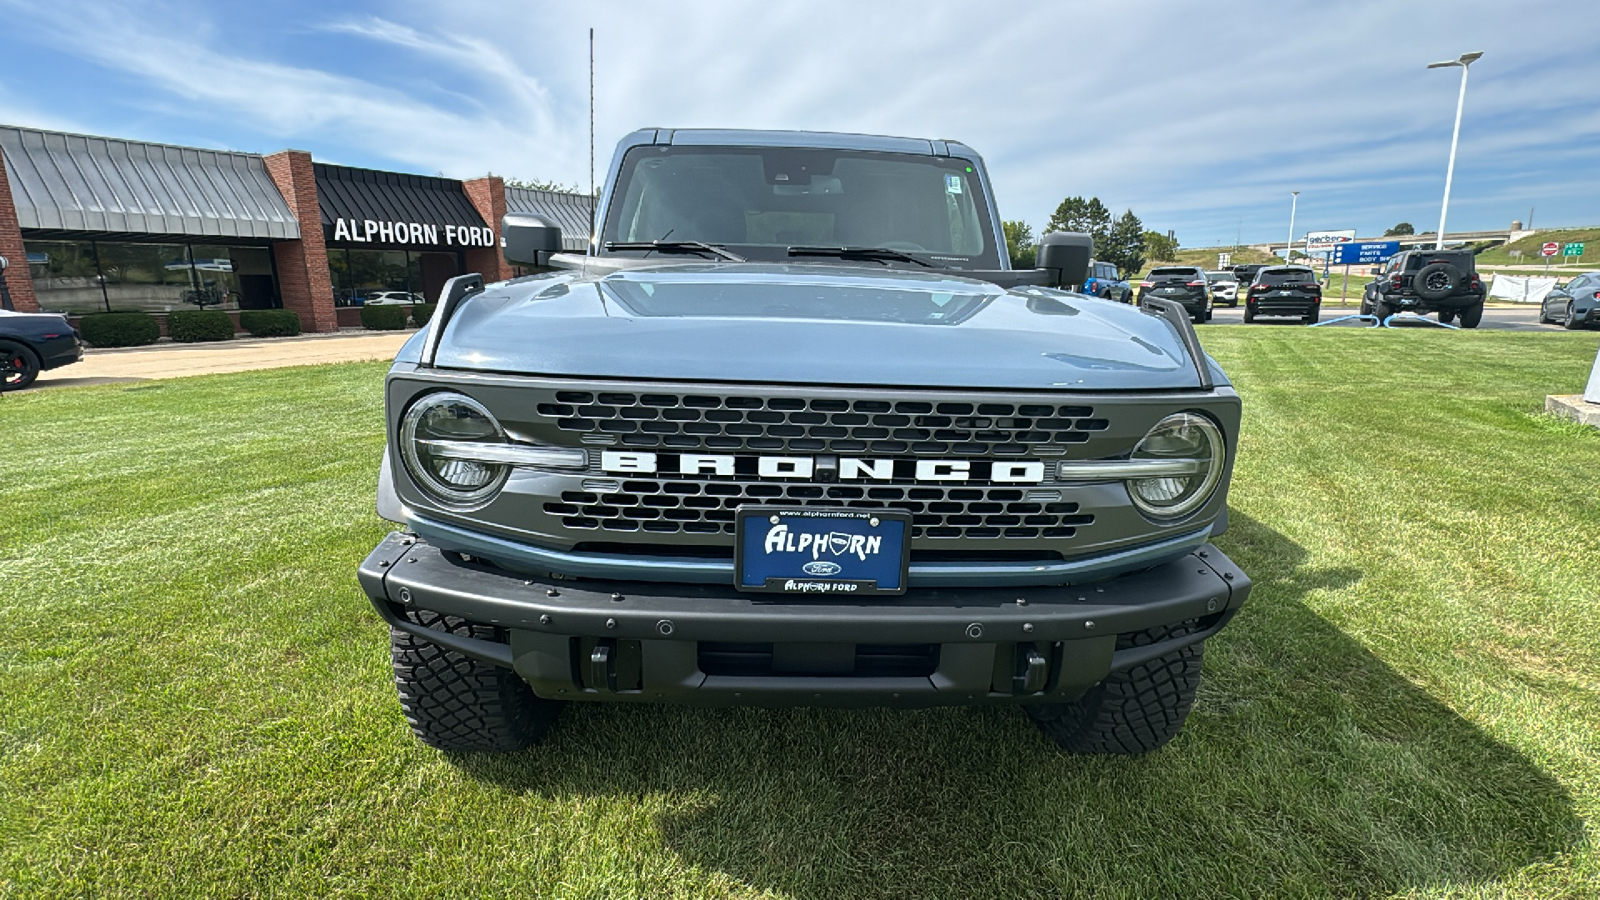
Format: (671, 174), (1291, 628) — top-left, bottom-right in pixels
(0, 0), (1596, 248)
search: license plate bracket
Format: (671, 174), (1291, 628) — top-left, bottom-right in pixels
(734, 507), (911, 595)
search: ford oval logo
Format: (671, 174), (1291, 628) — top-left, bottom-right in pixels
(802, 561), (842, 576)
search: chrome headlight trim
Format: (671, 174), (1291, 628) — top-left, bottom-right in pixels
(398, 392), (512, 509)
(1124, 412), (1225, 520)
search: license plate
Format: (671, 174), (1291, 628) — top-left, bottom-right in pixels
(735, 507), (911, 595)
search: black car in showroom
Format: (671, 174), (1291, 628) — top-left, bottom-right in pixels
(1244, 266), (1322, 324)
(1, 309), (84, 390)
(1539, 271), (1600, 330)
(1137, 266), (1212, 323)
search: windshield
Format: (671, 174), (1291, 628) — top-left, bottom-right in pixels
(599, 145), (1001, 269)
(1258, 268), (1317, 285)
(1149, 267), (1198, 280)
(1204, 272), (1232, 282)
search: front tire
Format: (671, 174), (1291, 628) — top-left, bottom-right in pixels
(0, 340), (41, 391)
(391, 609), (563, 752)
(1027, 624), (1204, 754)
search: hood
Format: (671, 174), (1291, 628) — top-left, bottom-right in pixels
(421, 263), (1214, 391)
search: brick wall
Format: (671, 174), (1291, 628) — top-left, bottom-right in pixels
(0, 152), (39, 312)
(462, 176), (512, 283)
(263, 150), (339, 332)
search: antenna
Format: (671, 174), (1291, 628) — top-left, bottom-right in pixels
(589, 27), (596, 251)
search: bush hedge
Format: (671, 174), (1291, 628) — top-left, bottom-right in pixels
(360, 304), (408, 331)
(167, 310), (236, 343)
(410, 303), (438, 327)
(78, 312), (160, 348)
(239, 310), (302, 337)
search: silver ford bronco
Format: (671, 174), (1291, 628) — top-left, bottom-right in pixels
(358, 129), (1250, 755)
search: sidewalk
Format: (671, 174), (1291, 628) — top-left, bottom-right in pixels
(34, 328), (416, 389)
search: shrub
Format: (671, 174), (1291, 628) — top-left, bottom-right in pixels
(239, 310), (302, 337)
(411, 303), (438, 327)
(360, 304), (408, 331)
(167, 310), (236, 343)
(77, 312), (160, 348)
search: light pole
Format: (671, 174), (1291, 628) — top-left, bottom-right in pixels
(1286, 191), (1299, 263)
(1427, 51), (1483, 250)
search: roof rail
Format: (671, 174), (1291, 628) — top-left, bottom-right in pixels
(419, 273), (485, 367)
(1138, 297), (1214, 389)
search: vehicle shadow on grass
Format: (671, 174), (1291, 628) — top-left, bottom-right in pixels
(455, 512), (1580, 898)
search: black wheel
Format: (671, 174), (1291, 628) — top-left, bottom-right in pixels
(1027, 623), (1204, 754)
(1191, 308), (1205, 324)
(1437, 309), (1456, 325)
(391, 609), (563, 752)
(1374, 299), (1396, 322)
(1458, 301), (1484, 329)
(1359, 292), (1374, 316)
(1565, 303), (1583, 330)
(1412, 262), (1462, 301)
(1537, 304), (1552, 325)
(1243, 306), (1256, 323)
(1304, 308), (1320, 325)
(0, 340), (42, 392)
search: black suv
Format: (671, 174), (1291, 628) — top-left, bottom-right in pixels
(1361, 249), (1485, 327)
(1244, 266), (1321, 324)
(1137, 266), (1212, 323)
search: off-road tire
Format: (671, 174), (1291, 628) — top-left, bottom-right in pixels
(1026, 623), (1204, 754)
(1458, 301), (1484, 329)
(1374, 299), (1396, 322)
(0, 340), (41, 392)
(1565, 303), (1583, 330)
(1437, 309), (1456, 325)
(1413, 262), (1462, 301)
(391, 609), (562, 752)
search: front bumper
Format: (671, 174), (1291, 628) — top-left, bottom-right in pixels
(359, 531), (1251, 708)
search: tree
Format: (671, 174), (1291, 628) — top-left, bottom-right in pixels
(1384, 222), (1415, 236)
(1044, 195), (1113, 254)
(504, 176), (589, 194)
(1142, 230), (1179, 261)
(1003, 220), (1037, 269)
(1103, 210), (1146, 275)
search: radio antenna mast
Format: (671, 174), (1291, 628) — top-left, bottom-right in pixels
(589, 27), (596, 251)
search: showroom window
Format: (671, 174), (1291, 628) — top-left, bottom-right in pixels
(327, 248), (460, 307)
(22, 239), (282, 315)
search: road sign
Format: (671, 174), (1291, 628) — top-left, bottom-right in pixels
(1541, 242), (1560, 257)
(1331, 241), (1400, 265)
(1562, 242), (1585, 256)
(1217, 252), (1231, 268)
(1304, 230), (1356, 257)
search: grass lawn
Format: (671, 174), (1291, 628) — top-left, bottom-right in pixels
(3, 331), (1599, 898)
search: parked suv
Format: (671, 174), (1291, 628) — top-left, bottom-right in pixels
(1205, 271), (1239, 307)
(1360, 248), (1485, 326)
(1084, 260), (1131, 302)
(1137, 266), (1212, 323)
(359, 129), (1250, 757)
(1244, 266), (1321, 324)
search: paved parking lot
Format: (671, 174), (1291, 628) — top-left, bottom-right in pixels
(1206, 303), (1557, 330)
(33, 329), (416, 389)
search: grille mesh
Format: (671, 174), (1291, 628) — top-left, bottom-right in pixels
(542, 480), (1094, 540)
(535, 392), (1108, 456)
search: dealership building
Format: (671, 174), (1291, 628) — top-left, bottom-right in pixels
(0, 124), (592, 330)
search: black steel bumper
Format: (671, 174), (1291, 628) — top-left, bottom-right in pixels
(358, 532), (1251, 708)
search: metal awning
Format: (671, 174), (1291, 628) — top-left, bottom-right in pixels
(316, 164), (486, 245)
(505, 186), (593, 251)
(0, 125), (298, 240)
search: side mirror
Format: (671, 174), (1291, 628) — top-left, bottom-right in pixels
(501, 212), (563, 267)
(1035, 232), (1093, 288)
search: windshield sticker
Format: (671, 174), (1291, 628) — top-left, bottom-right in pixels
(945, 174), (963, 195)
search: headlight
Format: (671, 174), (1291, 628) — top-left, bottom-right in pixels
(1126, 413), (1225, 520)
(399, 392), (512, 507)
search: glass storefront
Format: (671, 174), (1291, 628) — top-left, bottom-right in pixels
(328, 248), (459, 307)
(24, 239), (281, 315)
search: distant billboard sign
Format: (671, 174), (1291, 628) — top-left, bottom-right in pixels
(1305, 230), (1357, 251)
(1331, 241), (1401, 265)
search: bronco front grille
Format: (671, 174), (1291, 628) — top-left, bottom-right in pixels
(542, 480), (1095, 540)
(535, 392), (1109, 456)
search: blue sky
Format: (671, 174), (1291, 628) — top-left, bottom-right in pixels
(1, 0), (1595, 248)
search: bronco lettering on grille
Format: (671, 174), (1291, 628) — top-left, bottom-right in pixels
(599, 451), (1045, 483)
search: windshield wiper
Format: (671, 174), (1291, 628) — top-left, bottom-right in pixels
(786, 245), (934, 268)
(604, 240), (746, 262)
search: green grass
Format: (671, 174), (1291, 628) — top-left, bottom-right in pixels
(3, 332), (1600, 898)
(1477, 228), (1600, 267)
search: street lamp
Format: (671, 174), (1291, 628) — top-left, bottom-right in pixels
(1286, 191), (1299, 262)
(1426, 51), (1483, 250)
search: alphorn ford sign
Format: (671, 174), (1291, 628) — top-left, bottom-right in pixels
(315, 163), (492, 250)
(328, 217), (496, 247)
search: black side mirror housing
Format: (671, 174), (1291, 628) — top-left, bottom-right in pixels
(1035, 232), (1093, 288)
(501, 213), (564, 267)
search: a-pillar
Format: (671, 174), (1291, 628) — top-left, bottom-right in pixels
(462, 176), (513, 283)
(263, 150), (339, 332)
(0, 150), (39, 312)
